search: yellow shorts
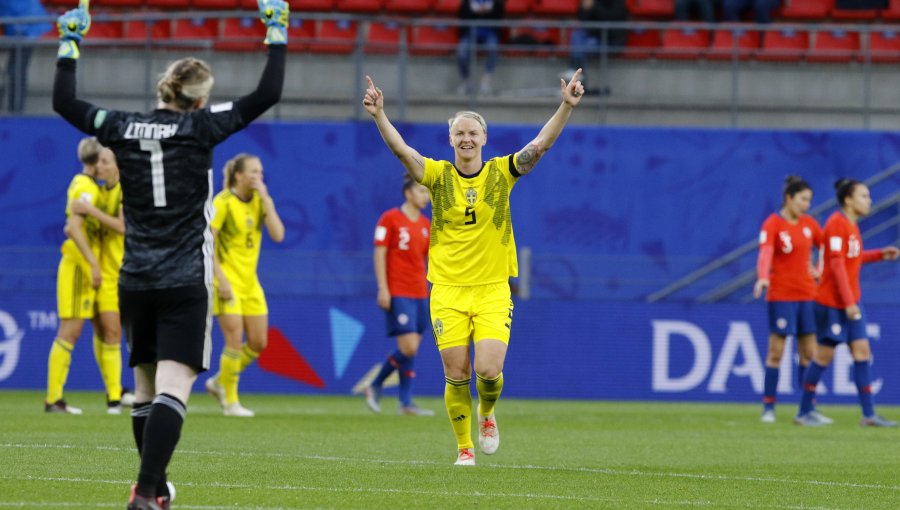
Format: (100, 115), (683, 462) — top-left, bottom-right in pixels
(430, 282), (513, 351)
(57, 254), (95, 320)
(213, 279), (268, 316)
(96, 270), (120, 313)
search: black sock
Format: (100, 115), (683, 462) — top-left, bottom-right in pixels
(136, 394), (185, 498)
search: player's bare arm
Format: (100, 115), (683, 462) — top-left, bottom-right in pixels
(514, 69), (585, 176)
(363, 75), (426, 182)
(71, 199), (125, 235)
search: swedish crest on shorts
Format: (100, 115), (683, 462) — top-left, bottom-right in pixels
(433, 318), (444, 336)
(465, 187), (477, 207)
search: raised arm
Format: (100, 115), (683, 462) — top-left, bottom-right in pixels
(362, 76), (427, 182)
(52, 1), (100, 133)
(514, 69), (585, 176)
(233, 0), (288, 124)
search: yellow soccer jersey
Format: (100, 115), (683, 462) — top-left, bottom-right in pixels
(211, 189), (265, 291)
(421, 155), (519, 286)
(61, 174), (102, 262)
(97, 182), (124, 280)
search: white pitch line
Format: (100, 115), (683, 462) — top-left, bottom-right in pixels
(0, 479), (851, 510)
(4, 442), (900, 494)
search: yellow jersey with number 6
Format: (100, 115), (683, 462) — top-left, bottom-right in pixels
(421, 155), (519, 286)
(211, 190), (265, 292)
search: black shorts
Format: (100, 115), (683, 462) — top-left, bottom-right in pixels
(120, 284), (212, 373)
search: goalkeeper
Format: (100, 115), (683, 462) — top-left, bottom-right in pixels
(52, 1), (288, 509)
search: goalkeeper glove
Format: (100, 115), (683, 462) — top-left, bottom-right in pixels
(258, 0), (289, 45)
(57, 6), (91, 59)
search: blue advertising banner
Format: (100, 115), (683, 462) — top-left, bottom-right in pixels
(2, 292), (899, 406)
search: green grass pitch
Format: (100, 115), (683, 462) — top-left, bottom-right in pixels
(2, 390), (899, 509)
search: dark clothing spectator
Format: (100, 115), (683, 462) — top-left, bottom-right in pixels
(456, 0), (505, 95)
(568, 0), (627, 72)
(674, 0), (716, 23)
(722, 0), (780, 23)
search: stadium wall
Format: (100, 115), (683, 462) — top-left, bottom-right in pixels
(3, 296), (900, 405)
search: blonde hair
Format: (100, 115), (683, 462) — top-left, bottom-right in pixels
(448, 111), (487, 134)
(157, 57), (214, 110)
(77, 137), (103, 166)
(222, 153), (258, 191)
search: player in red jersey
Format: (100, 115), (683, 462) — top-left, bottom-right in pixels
(754, 176), (824, 424)
(795, 178), (900, 427)
(364, 175), (435, 416)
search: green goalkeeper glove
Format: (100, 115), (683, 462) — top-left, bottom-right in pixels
(57, 0), (91, 59)
(258, 0), (289, 45)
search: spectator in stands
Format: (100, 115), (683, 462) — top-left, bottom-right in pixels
(564, 0), (627, 91)
(1, 0), (51, 113)
(456, 0), (505, 96)
(674, 0), (716, 23)
(722, 0), (780, 23)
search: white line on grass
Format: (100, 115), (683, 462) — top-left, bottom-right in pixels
(0, 479), (849, 510)
(4, 442), (899, 495)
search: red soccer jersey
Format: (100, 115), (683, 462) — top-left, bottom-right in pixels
(374, 208), (430, 299)
(758, 213), (822, 301)
(816, 212), (866, 309)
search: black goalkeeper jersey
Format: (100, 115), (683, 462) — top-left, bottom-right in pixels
(53, 46), (285, 290)
(93, 106), (242, 289)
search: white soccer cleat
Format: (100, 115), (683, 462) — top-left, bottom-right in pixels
(454, 448), (476, 466)
(205, 375), (226, 408)
(45, 399), (83, 415)
(120, 390), (136, 407)
(223, 402), (255, 417)
(107, 404), (123, 415)
(760, 409), (776, 423)
(364, 386), (381, 414)
(478, 413), (499, 455)
(809, 410), (834, 425)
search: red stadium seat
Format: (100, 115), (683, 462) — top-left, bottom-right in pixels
(335, 0), (385, 11)
(707, 28), (759, 60)
(93, 0), (143, 6)
(215, 17), (266, 52)
(433, 0), (462, 14)
(365, 21), (403, 53)
(778, 0), (830, 19)
(286, 18), (317, 51)
(89, 21), (125, 40)
(194, 0), (240, 8)
(626, 0), (674, 17)
(506, 25), (562, 56)
(505, 0), (533, 16)
(146, 0), (191, 8)
(309, 19), (357, 53)
(410, 24), (459, 55)
(831, 6), (877, 19)
(173, 17), (219, 40)
(123, 20), (174, 41)
(869, 30), (900, 63)
(882, 0), (900, 19)
(808, 30), (859, 62)
(240, 0), (336, 10)
(383, 0), (434, 13)
(756, 29), (809, 61)
(532, 0), (578, 16)
(658, 27), (709, 60)
(622, 28), (660, 58)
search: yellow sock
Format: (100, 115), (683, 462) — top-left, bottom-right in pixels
(47, 338), (74, 403)
(444, 377), (473, 450)
(93, 335), (102, 370)
(219, 348), (242, 405)
(476, 372), (504, 417)
(239, 344), (260, 371)
(99, 342), (123, 402)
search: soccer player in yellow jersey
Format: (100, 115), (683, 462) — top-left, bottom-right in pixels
(45, 137), (119, 414)
(70, 158), (136, 414)
(205, 153), (285, 417)
(363, 71), (585, 465)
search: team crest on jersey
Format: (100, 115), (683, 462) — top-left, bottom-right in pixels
(802, 227), (812, 238)
(433, 318), (444, 336)
(246, 217), (254, 228)
(465, 187), (477, 207)
(421, 227), (429, 238)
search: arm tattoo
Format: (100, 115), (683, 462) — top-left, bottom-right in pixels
(412, 155), (425, 169)
(515, 143), (541, 175)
